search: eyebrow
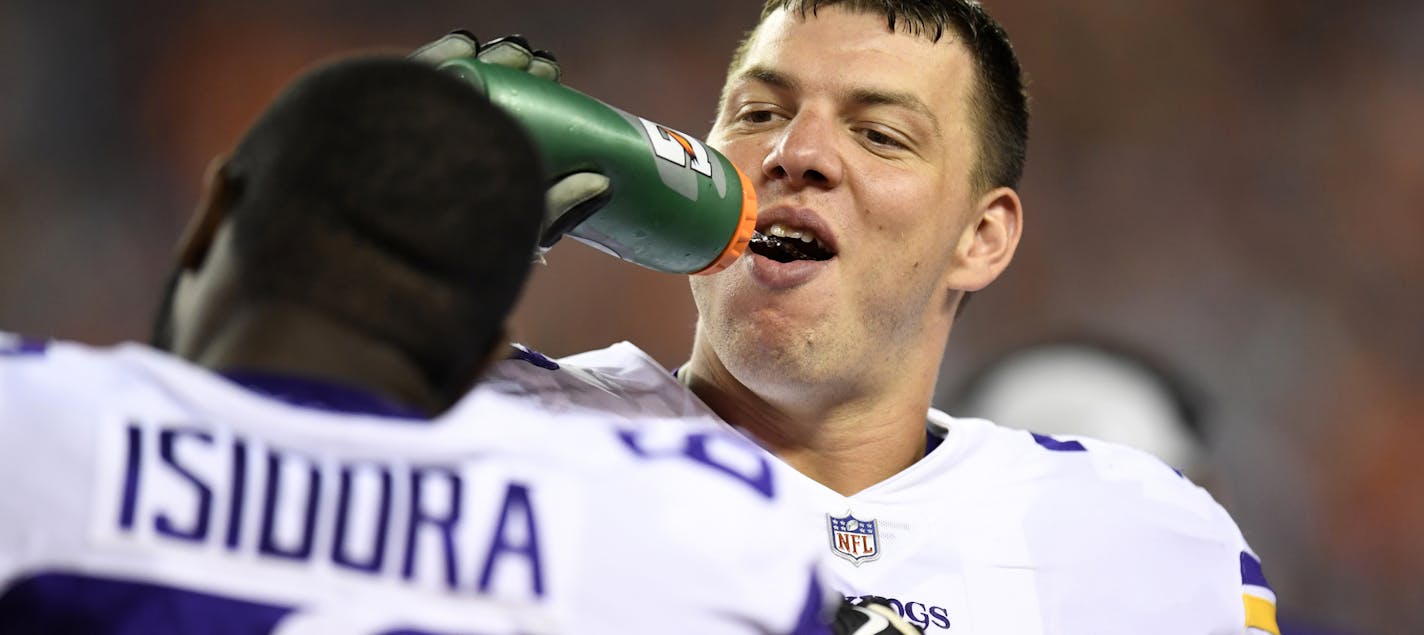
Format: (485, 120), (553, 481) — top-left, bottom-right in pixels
(734, 65), (942, 138)
(742, 65), (798, 91)
(848, 88), (942, 137)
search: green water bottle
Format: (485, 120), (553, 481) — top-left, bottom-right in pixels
(438, 57), (756, 275)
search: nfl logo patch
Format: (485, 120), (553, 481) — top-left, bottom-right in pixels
(828, 512), (880, 565)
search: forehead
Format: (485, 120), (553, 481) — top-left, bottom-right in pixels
(727, 7), (975, 119)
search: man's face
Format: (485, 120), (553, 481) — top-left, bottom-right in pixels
(691, 7), (985, 393)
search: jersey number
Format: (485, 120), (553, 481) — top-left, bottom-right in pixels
(616, 429), (774, 499)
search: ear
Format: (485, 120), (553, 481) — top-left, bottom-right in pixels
(177, 155), (236, 271)
(943, 186), (1023, 292)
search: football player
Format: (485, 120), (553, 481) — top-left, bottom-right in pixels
(425, 1), (1282, 632)
(0, 55), (842, 634)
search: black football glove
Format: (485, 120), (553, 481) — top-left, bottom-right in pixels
(832, 597), (924, 635)
(411, 31), (610, 259)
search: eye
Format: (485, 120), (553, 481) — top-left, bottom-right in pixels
(859, 127), (908, 150)
(732, 104), (786, 127)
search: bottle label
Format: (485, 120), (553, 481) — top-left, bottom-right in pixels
(638, 118), (713, 177)
(615, 110), (730, 202)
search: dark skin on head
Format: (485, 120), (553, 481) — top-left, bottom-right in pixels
(159, 157), (505, 417)
(147, 57), (548, 417)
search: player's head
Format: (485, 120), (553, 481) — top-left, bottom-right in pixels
(723, 0), (1028, 192)
(688, 1), (1025, 400)
(152, 56), (545, 407)
(952, 337), (1211, 478)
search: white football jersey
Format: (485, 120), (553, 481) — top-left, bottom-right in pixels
(555, 342), (1281, 635)
(0, 334), (830, 634)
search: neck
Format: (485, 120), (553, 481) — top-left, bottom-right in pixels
(683, 336), (934, 496)
(187, 304), (448, 416)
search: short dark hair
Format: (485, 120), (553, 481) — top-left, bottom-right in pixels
(220, 57), (543, 402)
(726, 0), (1029, 192)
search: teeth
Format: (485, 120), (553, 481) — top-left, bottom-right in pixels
(767, 222), (821, 246)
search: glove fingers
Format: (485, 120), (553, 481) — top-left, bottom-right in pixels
(478, 36), (536, 70)
(409, 31), (479, 65)
(412, 32), (563, 82)
(546, 173), (611, 215)
(526, 53), (562, 82)
(542, 172), (612, 247)
(483, 34), (532, 51)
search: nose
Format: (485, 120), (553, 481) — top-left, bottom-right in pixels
(761, 111), (843, 190)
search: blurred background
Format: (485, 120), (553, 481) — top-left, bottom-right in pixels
(2, 0), (1419, 631)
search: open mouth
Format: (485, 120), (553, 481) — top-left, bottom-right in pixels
(748, 223), (835, 263)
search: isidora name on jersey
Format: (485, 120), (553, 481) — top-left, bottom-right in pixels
(0, 336), (827, 634)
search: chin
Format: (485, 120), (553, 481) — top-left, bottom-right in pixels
(718, 322), (831, 386)
(697, 284), (841, 373)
